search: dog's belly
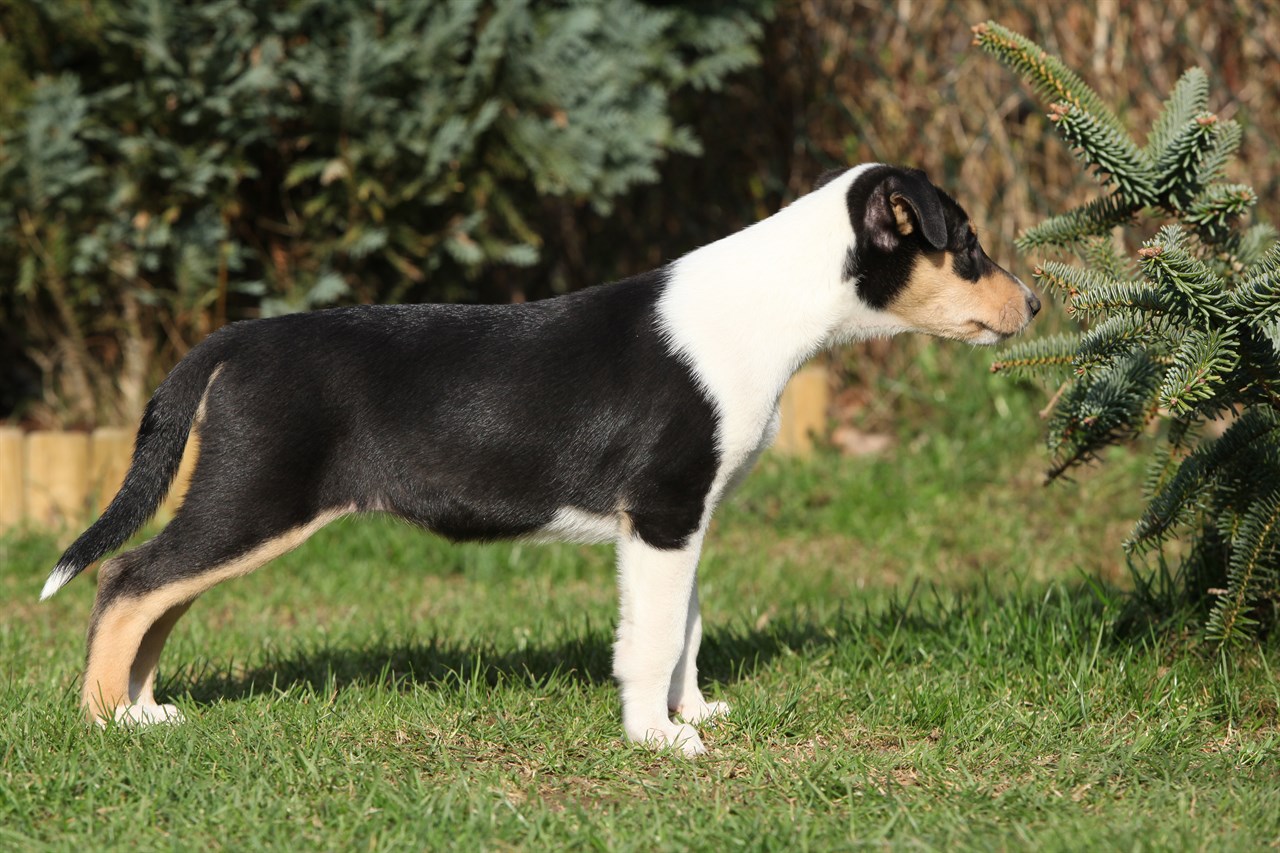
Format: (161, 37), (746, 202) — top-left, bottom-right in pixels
(360, 444), (677, 545)
(522, 507), (620, 544)
(369, 477), (571, 542)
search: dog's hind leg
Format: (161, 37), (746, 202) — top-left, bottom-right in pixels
(82, 507), (347, 726)
(122, 600), (192, 723)
(667, 577), (729, 726)
(613, 532), (706, 756)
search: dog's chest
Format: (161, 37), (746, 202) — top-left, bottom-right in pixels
(707, 401), (781, 510)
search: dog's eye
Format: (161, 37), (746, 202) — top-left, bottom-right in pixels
(954, 237), (983, 282)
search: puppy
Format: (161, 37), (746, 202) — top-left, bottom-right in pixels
(42, 164), (1038, 754)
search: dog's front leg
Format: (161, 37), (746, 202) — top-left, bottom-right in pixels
(613, 532), (706, 756)
(667, 577), (730, 725)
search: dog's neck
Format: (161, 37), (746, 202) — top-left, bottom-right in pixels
(657, 163), (905, 467)
(660, 164), (906, 391)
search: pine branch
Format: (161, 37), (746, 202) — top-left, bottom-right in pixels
(1138, 227), (1229, 321)
(1144, 68), (1210, 158)
(1196, 118), (1243, 186)
(1071, 278), (1169, 320)
(1229, 241), (1280, 321)
(1073, 313), (1152, 374)
(1015, 193), (1136, 251)
(1128, 407), (1280, 550)
(1047, 352), (1162, 481)
(1207, 482), (1280, 645)
(972, 21), (1127, 137)
(1032, 259), (1114, 305)
(1151, 113), (1220, 209)
(1047, 102), (1157, 206)
(1156, 327), (1239, 415)
(1183, 183), (1257, 243)
(990, 333), (1081, 378)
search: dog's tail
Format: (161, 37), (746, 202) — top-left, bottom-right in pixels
(40, 331), (233, 601)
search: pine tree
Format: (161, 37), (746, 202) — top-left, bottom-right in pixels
(974, 22), (1280, 643)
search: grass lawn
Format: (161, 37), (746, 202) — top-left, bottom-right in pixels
(2, 344), (1278, 850)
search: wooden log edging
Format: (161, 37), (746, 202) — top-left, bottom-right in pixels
(0, 365), (829, 531)
(0, 426), (199, 532)
(0, 427), (22, 528)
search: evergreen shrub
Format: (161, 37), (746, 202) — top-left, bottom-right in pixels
(976, 22), (1280, 642)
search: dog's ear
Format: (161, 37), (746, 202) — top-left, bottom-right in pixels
(855, 168), (949, 255)
(884, 171), (948, 250)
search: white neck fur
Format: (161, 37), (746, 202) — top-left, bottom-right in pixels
(657, 164), (906, 475)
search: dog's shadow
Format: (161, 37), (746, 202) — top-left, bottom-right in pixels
(173, 616), (839, 706)
(173, 578), (1132, 707)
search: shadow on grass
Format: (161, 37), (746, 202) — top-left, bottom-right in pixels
(175, 616), (840, 704)
(174, 575), (1167, 707)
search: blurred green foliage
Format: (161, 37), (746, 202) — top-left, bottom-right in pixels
(0, 0), (769, 424)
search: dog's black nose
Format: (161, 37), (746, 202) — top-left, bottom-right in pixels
(1027, 292), (1041, 318)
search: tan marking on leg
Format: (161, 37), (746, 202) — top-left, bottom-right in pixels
(130, 601), (192, 706)
(887, 253), (1031, 341)
(83, 591), (161, 723)
(82, 506), (350, 725)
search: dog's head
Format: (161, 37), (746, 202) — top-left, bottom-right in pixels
(822, 165), (1039, 344)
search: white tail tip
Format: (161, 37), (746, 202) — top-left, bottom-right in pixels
(40, 565), (75, 601)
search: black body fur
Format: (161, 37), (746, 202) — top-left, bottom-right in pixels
(53, 270), (720, 598)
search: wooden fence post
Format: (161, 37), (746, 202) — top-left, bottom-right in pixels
(0, 427), (23, 527)
(775, 363), (830, 456)
(24, 431), (91, 529)
(90, 427), (134, 513)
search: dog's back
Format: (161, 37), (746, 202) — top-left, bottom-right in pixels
(189, 274), (719, 544)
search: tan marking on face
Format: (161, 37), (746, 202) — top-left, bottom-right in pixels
(886, 252), (1033, 344)
(81, 507), (350, 724)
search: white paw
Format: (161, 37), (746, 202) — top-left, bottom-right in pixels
(110, 703), (185, 727)
(628, 721), (707, 756)
(672, 699), (731, 726)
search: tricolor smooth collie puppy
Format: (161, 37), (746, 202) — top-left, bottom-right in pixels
(43, 163), (1038, 755)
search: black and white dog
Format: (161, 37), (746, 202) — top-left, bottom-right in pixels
(43, 164), (1038, 755)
